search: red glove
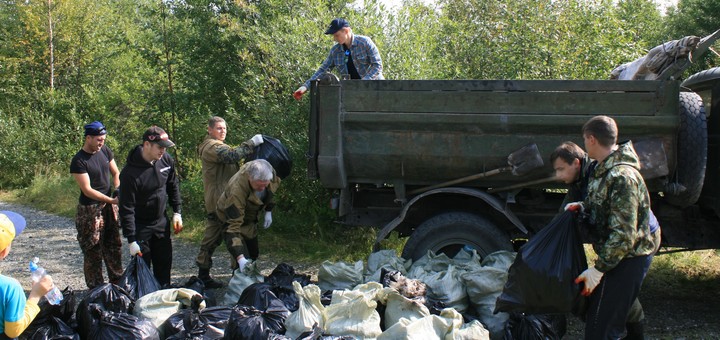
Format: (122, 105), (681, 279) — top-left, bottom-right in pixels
(564, 202), (584, 213)
(293, 86), (307, 101)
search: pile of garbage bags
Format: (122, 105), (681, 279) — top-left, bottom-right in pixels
(23, 212), (585, 339)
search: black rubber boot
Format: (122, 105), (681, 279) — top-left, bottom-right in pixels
(622, 322), (644, 340)
(198, 268), (223, 289)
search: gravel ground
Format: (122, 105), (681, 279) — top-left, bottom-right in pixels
(0, 200), (317, 307)
(3, 200), (719, 339)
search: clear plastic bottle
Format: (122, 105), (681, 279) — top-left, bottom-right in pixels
(29, 257), (63, 305)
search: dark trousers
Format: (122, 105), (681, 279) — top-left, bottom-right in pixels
(585, 255), (652, 339)
(246, 237), (259, 261)
(138, 233), (173, 286)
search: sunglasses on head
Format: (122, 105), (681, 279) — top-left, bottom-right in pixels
(87, 127), (106, 135)
(146, 133), (168, 141)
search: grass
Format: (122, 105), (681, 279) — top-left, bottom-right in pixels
(0, 172), (406, 264)
(5, 172), (720, 276)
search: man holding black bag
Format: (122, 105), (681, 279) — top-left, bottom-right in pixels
(119, 126), (183, 287)
(195, 116), (264, 288)
(552, 140), (661, 339)
(565, 116), (661, 339)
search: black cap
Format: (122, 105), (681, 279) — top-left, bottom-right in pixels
(324, 18), (349, 35)
(142, 126), (175, 148)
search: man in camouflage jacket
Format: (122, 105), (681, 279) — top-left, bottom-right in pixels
(567, 116), (661, 339)
(195, 116), (264, 288)
(216, 159), (280, 270)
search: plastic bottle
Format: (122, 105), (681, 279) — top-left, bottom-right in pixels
(29, 257), (63, 305)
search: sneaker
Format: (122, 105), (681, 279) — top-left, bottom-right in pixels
(201, 276), (224, 289)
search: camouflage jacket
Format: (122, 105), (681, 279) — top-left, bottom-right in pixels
(216, 162), (281, 225)
(198, 136), (254, 213)
(584, 141), (658, 272)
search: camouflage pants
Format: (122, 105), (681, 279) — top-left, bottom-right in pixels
(75, 203), (123, 289)
(217, 196), (263, 269)
(195, 213), (260, 270)
(195, 213), (226, 270)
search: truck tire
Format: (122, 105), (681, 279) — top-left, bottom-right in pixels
(401, 212), (513, 262)
(665, 91), (707, 207)
(681, 67), (720, 90)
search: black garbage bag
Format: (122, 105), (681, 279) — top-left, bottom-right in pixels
(162, 294), (233, 339)
(248, 135), (292, 179)
(264, 263), (311, 312)
(223, 301), (290, 340)
(183, 275), (217, 307)
(495, 211), (588, 315)
(238, 283), (280, 311)
(76, 283), (134, 339)
(23, 287), (78, 337)
(28, 316), (79, 340)
(86, 307), (159, 340)
(503, 313), (566, 340)
(118, 254), (161, 300)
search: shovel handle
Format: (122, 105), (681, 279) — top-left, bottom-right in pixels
(409, 166), (512, 195)
(487, 176), (558, 193)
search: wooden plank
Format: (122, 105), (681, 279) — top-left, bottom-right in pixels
(337, 79), (677, 93)
(342, 90), (675, 115)
(342, 113), (678, 136)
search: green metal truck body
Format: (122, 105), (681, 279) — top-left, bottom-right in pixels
(307, 41), (720, 260)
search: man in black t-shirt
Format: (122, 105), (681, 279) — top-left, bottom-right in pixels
(70, 121), (123, 289)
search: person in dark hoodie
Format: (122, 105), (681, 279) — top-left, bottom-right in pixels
(565, 116), (661, 339)
(552, 140), (660, 339)
(118, 126), (183, 286)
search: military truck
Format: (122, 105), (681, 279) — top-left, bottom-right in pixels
(306, 31), (720, 261)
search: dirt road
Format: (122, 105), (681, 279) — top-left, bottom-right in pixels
(2, 201), (718, 339)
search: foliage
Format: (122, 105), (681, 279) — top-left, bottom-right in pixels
(0, 0), (715, 246)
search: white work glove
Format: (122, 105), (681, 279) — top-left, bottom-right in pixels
(575, 267), (604, 296)
(129, 241), (142, 256)
(172, 213), (183, 234)
(293, 86), (307, 101)
(237, 254), (248, 271)
(263, 211), (272, 229)
(250, 134), (264, 146)
(564, 201), (584, 213)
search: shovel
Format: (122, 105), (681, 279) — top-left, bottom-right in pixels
(408, 143), (545, 195)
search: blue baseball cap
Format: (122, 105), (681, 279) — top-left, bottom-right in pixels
(84, 121), (107, 136)
(0, 211), (26, 250)
(325, 18), (350, 35)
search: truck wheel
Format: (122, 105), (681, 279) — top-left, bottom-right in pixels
(401, 212), (513, 262)
(665, 91), (707, 207)
(681, 67), (720, 90)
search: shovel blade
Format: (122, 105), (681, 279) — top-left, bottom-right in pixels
(507, 143), (544, 176)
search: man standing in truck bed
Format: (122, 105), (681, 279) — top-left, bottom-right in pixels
(293, 18), (384, 100)
(195, 116), (264, 288)
(566, 116), (661, 339)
